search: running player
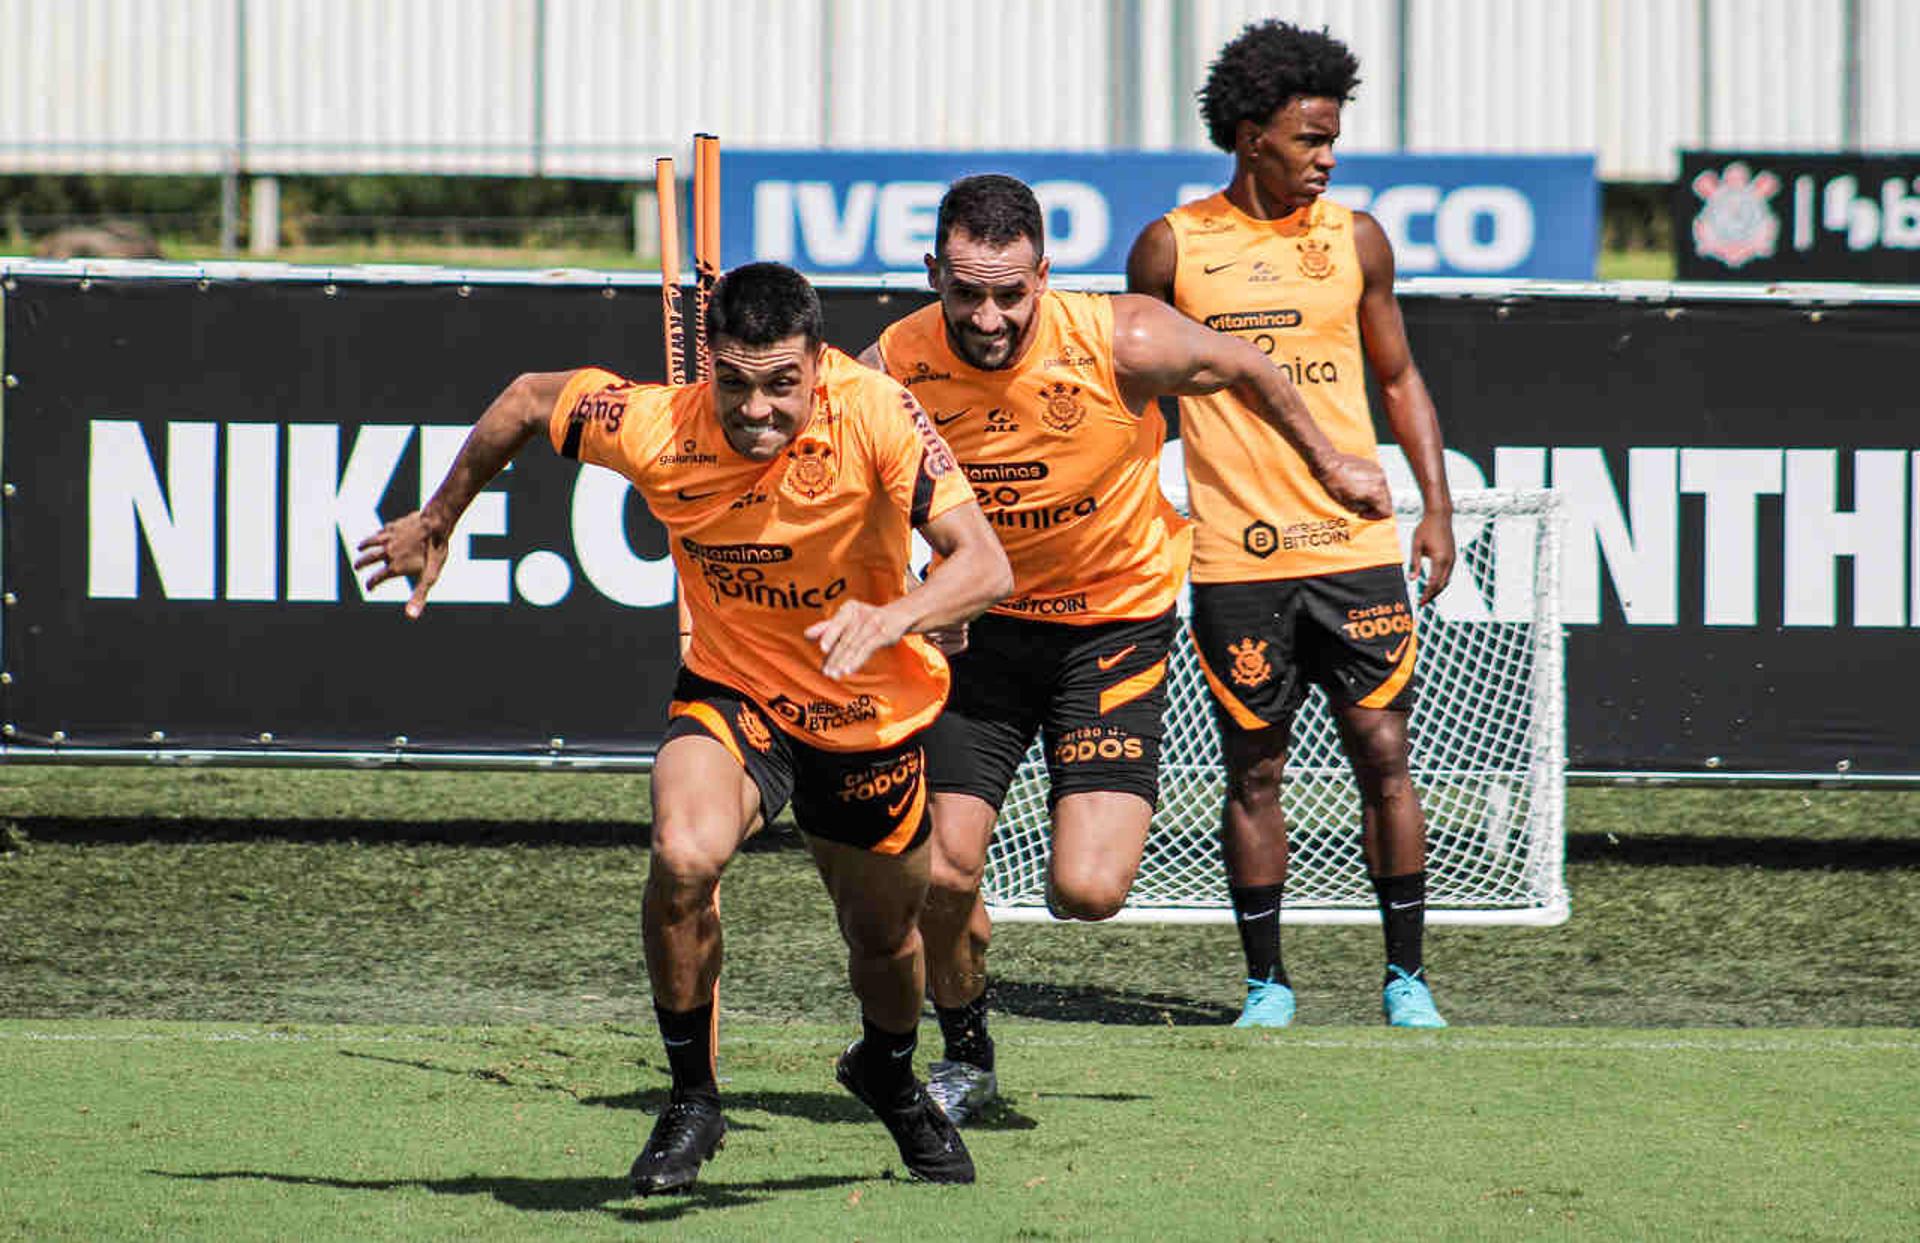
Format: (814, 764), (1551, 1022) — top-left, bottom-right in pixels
(1127, 20), (1457, 1029)
(862, 174), (1391, 1122)
(356, 263), (1012, 1191)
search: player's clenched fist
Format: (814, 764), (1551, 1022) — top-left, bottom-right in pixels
(1316, 452), (1393, 520)
(806, 599), (910, 680)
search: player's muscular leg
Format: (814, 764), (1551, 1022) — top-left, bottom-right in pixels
(1220, 725), (1292, 888)
(809, 835), (932, 1031)
(1333, 705), (1424, 875)
(645, 733), (762, 1010)
(921, 792), (997, 1007)
(1048, 791), (1153, 920)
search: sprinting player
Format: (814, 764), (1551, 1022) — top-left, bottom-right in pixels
(1127, 20), (1456, 1029)
(356, 263), (1011, 1191)
(863, 174), (1391, 1122)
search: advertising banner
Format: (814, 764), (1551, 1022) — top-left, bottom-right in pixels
(1677, 151), (1920, 282)
(4, 272), (1914, 775)
(723, 151), (1597, 280)
(3, 275), (686, 755)
(1390, 292), (1918, 777)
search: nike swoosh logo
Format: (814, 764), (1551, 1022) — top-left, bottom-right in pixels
(676, 487), (721, 502)
(1095, 643), (1138, 671)
(1386, 636), (1412, 664)
(663, 1036), (693, 1047)
(885, 791), (915, 818)
(1238, 907), (1277, 922)
(932, 407), (970, 426)
(1203, 260), (1238, 274)
(1389, 900), (1422, 911)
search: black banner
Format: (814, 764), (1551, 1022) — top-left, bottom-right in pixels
(1677, 151), (1920, 282)
(3, 272), (1915, 775)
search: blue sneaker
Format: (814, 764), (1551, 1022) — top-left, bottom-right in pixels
(1382, 966), (1447, 1028)
(1233, 977), (1296, 1027)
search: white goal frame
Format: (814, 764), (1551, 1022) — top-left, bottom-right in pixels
(984, 489), (1567, 925)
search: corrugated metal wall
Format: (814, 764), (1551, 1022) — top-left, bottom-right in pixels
(2, 0), (1917, 182)
(0, 0), (234, 173)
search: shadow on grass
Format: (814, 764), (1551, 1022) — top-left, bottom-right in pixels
(338, 1049), (1053, 1132)
(10, 815), (801, 853)
(147, 1167), (866, 1221)
(991, 980), (1235, 1027)
(1566, 832), (1920, 870)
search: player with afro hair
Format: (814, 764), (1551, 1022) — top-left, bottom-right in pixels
(1198, 21), (1361, 154)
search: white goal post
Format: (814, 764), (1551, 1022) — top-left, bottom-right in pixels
(984, 489), (1567, 925)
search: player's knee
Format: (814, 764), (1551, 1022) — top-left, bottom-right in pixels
(1226, 754), (1286, 806)
(842, 914), (920, 963)
(927, 841), (987, 898)
(647, 821), (730, 894)
(1345, 725), (1412, 789)
(1223, 731), (1288, 805)
(1046, 870), (1129, 921)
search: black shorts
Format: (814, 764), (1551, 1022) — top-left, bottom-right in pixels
(664, 670), (931, 855)
(927, 608), (1177, 810)
(1190, 565), (1419, 738)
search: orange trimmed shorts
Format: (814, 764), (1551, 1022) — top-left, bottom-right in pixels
(1191, 564), (1419, 737)
(666, 669), (930, 855)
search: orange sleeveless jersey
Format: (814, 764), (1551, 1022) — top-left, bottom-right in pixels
(1164, 193), (1401, 582)
(547, 348), (974, 752)
(877, 289), (1189, 623)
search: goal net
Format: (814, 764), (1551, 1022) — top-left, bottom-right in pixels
(984, 489), (1567, 925)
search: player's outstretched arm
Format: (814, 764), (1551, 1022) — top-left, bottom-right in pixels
(1354, 211), (1455, 604)
(1110, 294), (1392, 520)
(354, 370), (577, 618)
(805, 501), (1010, 680)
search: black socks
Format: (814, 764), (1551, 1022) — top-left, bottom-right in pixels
(1229, 881), (1289, 986)
(934, 992), (995, 1071)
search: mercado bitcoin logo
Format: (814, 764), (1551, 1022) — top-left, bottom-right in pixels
(1242, 520), (1278, 558)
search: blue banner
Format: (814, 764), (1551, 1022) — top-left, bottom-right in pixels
(721, 151), (1596, 279)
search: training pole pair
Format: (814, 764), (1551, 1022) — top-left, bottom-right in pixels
(656, 135), (723, 1074)
(655, 133), (720, 387)
(655, 134), (720, 657)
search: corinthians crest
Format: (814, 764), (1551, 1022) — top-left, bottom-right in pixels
(1228, 637), (1272, 689)
(1691, 161), (1781, 269)
(1296, 237), (1334, 280)
(1038, 381), (1086, 433)
(782, 438), (837, 500)
(735, 705), (773, 753)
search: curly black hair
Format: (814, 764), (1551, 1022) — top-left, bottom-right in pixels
(1198, 20), (1361, 153)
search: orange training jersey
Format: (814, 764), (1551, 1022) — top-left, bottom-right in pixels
(548, 348), (974, 752)
(1164, 193), (1400, 582)
(877, 289), (1189, 623)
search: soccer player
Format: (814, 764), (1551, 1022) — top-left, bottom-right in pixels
(1126, 20), (1457, 1029)
(355, 263), (1012, 1191)
(861, 174), (1391, 1122)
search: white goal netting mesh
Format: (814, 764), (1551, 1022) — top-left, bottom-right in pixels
(984, 489), (1567, 925)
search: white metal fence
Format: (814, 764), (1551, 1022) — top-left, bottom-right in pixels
(2, 0), (1917, 183)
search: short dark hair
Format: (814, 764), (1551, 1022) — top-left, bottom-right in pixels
(934, 174), (1044, 259)
(706, 261), (825, 350)
(1198, 21), (1361, 153)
